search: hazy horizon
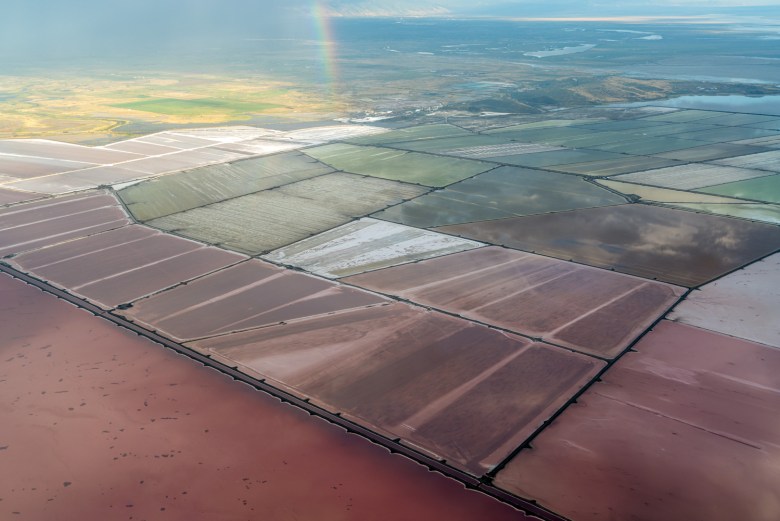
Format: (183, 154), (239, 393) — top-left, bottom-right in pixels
(2, 0), (779, 68)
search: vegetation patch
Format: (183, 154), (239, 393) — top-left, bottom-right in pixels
(113, 97), (285, 116)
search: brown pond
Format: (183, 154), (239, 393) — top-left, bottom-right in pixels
(0, 273), (532, 521)
(192, 303), (602, 475)
(343, 247), (683, 358)
(435, 204), (780, 287)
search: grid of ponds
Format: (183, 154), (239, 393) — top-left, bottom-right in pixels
(2, 108), (779, 521)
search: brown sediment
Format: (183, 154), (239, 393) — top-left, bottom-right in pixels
(76, 248), (246, 308)
(434, 204), (780, 287)
(0, 273), (532, 521)
(123, 260), (387, 342)
(494, 320), (780, 521)
(0, 192), (119, 229)
(343, 247), (683, 358)
(10, 225), (157, 270)
(19, 234), (203, 287)
(0, 206), (127, 247)
(192, 303), (603, 475)
(10, 224), (246, 308)
(0, 188), (43, 206)
(220, 286), (386, 333)
(0, 192), (131, 257)
(0, 209), (129, 257)
(119, 260), (280, 318)
(405, 341), (603, 474)
(549, 282), (683, 357)
(465, 269), (640, 332)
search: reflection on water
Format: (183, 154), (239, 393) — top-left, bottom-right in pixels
(436, 204), (780, 287)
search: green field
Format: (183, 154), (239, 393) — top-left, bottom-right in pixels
(113, 97), (286, 116)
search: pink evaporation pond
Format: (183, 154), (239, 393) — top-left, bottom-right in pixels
(0, 154), (96, 178)
(10, 225), (245, 308)
(0, 139), (139, 163)
(191, 302), (603, 475)
(0, 273), (533, 521)
(668, 252), (780, 348)
(495, 320), (780, 521)
(0, 191), (129, 257)
(343, 247), (684, 358)
(122, 260), (388, 342)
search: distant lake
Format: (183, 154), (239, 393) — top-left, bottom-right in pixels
(613, 95), (780, 116)
(524, 44), (596, 58)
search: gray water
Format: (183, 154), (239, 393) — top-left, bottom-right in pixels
(613, 95), (780, 116)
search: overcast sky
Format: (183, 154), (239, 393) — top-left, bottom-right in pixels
(1, 0), (777, 66)
(319, 0), (780, 16)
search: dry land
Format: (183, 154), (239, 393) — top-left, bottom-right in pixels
(0, 72), (343, 142)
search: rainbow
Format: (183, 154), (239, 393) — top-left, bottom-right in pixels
(311, 1), (340, 96)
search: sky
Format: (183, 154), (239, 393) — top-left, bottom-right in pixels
(1, 0), (777, 67)
(319, 0), (780, 17)
(0, 1), (316, 66)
